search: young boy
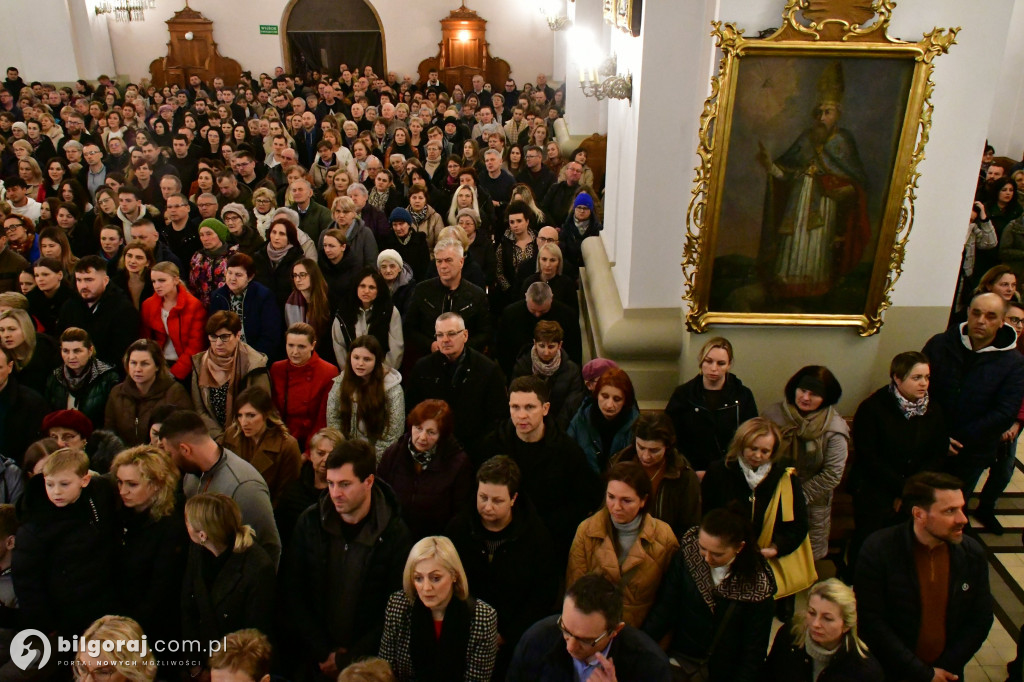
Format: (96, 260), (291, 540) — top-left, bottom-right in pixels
(209, 629), (272, 682)
(12, 448), (119, 637)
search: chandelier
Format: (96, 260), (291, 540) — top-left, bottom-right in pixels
(94, 0), (157, 22)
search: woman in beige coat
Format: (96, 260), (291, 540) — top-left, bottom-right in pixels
(566, 461), (679, 627)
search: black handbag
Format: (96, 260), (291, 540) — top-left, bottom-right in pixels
(670, 602), (738, 682)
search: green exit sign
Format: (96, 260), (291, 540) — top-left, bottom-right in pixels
(259, 24), (278, 35)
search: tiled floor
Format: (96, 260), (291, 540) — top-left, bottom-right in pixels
(961, 458), (1024, 681)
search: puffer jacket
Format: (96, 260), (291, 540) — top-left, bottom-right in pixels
(45, 360), (121, 430)
(762, 402), (849, 559)
(105, 372), (194, 445)
(140, 282), (208, 380)
(566, 508), (679, 627)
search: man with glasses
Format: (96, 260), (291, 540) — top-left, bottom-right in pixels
(233, 149), (265, 191)
(57, 111), (94, 155)
(508, 574), (670, 681)
(162, 193), (202, 265)
(81, 143), (107, 197)
(406, 311), (506, 465)
(403, 239), (491, 359)
(0, 217), (29, 293)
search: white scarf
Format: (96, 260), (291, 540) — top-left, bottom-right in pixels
(738, 457), (772, 491)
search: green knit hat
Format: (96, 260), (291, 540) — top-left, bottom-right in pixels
(199, 218), (230, 244)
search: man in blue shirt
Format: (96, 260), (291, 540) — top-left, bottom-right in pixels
(507, 574), (671, 681)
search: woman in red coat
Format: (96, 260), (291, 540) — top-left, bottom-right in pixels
(269, 322), (339, 448)
(141, 261), (208, 381)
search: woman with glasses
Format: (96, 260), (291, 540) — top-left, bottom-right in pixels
(221, 203), (265, 257)
(140, 261), (207, 382)
(378, 536), (498, 681)
(285, 258), (334, 365)
(4, 214), (39, 267)
(643, 508), (776, 681)
(190, 310), (271, 439)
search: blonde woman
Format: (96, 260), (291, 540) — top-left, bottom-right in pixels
(181, 493), (275, 652)
(252, 187), (278, 239)
(0, 307), (59, 394)
(379, 536), (498, 681)
(762, 578), (883, 679)
(75, 616), (156, 682)
(112, 445), (187, 646)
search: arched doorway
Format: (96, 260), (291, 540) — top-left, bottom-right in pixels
(282, 0), (385, 77)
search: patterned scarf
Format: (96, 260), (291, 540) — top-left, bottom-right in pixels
(61, 357), (113, 393)
(410, 206), (430, 224)
(368, 188), (389, 212)
(408, 435), (436, 468)
(530, 346), (561, 377)
(890, 381), (929, 419)
(680, 527), (776, 611)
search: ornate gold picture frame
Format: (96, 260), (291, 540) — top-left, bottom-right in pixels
(681, 0), (958, 335)
(603, 0), (641, 37)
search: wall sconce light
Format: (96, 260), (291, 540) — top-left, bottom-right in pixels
(94, 0), (155, 21)
(570, 28), (631, 102)
(538, 0), (571, 31)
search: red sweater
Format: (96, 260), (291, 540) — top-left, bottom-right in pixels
(270, 352), (339, 447)
(140, 283), (208, 380)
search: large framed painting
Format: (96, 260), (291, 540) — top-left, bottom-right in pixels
(682, 0), (958, 335)
(603, 0), (641, 37)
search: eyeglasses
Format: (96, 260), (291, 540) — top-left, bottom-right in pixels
(292, 272), (309, 279)
(1009, 316), (1024, 327)
(166, 203), (188, 210)
(3, 224), (21, 234)
(208, 333), (235, 343)
(557, 616), (612, 649)
(537, 235), (557, 244)
(434, 330), (464, 340)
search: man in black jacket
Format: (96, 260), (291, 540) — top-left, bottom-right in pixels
(856, 472), (992, 682)
(445, 455), (560, 677)
(403, 240), (492, 360)
(478, 376), (601, 554)
(922, 291), (1024, 528)
(59, 256), (141, 372)
(507, 574), (671, 682)
(497, 281), (582, 376)
(405, 312), (506, 464)
(284, 440), (412, 678)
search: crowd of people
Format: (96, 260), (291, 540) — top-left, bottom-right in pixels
(0, 62), (1017, 682)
